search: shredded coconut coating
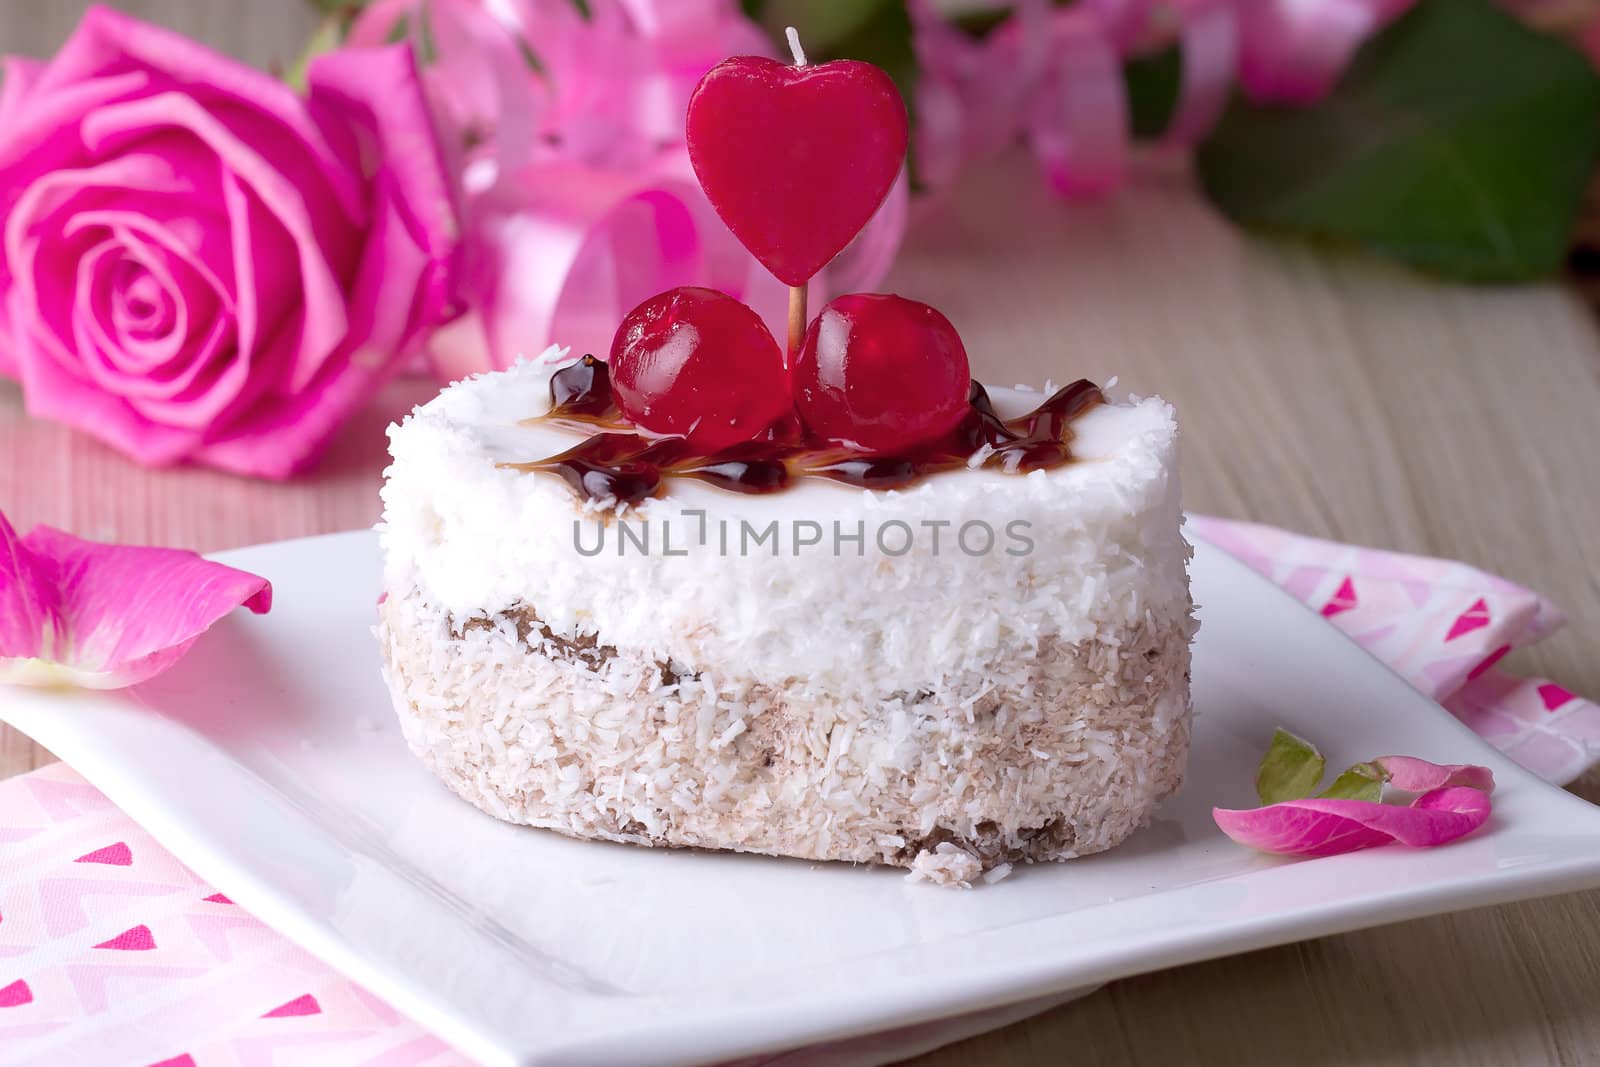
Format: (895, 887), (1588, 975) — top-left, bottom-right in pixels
(379, 585), (1193, 887)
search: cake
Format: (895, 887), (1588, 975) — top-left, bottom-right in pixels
(377, 41), (1193, 887)
(377, 343), (1194, 886)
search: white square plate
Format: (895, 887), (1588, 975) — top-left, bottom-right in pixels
(6, 530), (1600, 1066)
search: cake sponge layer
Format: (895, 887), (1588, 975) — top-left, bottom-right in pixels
(379, 583), (1192, 886)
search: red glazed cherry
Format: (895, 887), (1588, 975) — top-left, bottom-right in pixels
(792, 294), (971, 452)
(608, 287), (791, 452)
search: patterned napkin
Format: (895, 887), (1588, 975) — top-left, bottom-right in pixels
(1189, 518), (1599, 785)
(1, 518), (1595, 1067)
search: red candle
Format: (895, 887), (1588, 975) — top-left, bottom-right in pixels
(685, 36), (909, 292)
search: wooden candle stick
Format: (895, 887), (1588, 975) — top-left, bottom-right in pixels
(788, 283), (807, 357)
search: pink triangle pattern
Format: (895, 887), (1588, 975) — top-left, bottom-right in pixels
(0, 518), (1593, 1067)
(1446, 598), (1492, 642)
(1539, 683), (1577, 712)
(75, 842), (133, 866)
(95, 925), (157, 951)
(263, 993), (322, 1018)
(1320, 576), (1358, 617)
(1467, 644), (1512, 682)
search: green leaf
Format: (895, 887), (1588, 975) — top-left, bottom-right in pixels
(1255, 728), (1326, 805)
(1196, 0), (1600, 282)
(755, 0), (891, 55)
(949, 9), (1012, 37)
(516, 36), (547, 78)
(284, 12), (348, 93)
(841, 2), (916, 102)
(1125, 46), (1181, 140)
(415, 6), (438, 66)
(384, 14), (410, 45)
(1319, 761), (1386, 802)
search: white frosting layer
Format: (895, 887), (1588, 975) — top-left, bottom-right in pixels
(380, 347), (1189, 700)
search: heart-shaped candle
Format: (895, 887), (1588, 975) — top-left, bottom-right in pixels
(687, 55), (908, 287)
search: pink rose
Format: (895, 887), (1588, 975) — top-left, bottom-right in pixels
(0, 7), (457, 478)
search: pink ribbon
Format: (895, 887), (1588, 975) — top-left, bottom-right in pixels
(428, 154), (907, 378)
(909, 0), (1421, 197)
(350, 0), (908, 379)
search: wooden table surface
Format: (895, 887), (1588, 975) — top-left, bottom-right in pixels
(4, 3), (1600, 1064)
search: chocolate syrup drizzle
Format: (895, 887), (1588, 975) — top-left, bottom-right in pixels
(503, 355), (1103, 506)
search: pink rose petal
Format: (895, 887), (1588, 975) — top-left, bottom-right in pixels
(1373, 754), (1495, 795)
(0, 55), (43, 128)
(0, 509), (269, 690)
(1214, 786), (1493, 858)
(0, 511), (62, 663)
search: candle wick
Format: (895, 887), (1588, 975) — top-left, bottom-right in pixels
(785, 26), (807, 68)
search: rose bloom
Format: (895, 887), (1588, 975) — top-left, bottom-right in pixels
(0, 7), (456, 478)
